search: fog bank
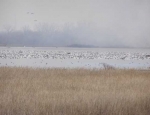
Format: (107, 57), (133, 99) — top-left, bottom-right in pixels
(0, 23), (149, 48)
(0, 0), (150, 48)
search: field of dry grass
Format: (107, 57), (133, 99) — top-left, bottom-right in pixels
(0, 67), (150, 115)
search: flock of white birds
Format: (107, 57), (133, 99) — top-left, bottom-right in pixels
(0, 47), (150, 69)
(0, 48), (150, 60)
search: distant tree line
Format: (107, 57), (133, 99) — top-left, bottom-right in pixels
(0, 24), (78, 47)
(0, 23), (148, 48)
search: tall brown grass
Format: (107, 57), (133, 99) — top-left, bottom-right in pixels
(0, 67), (150, 115)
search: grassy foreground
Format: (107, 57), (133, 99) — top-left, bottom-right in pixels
(0, 67), (150, 115)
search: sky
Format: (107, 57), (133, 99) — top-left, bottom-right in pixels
(0, 0), (150, 47)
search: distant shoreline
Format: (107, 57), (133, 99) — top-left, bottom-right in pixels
(0, 46), (149, 49)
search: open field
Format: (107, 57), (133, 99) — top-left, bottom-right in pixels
(0, 67), (150, 115)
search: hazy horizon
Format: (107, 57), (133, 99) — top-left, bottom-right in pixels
(0, 0), (150, 48)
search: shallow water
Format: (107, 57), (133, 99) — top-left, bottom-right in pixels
(0, 47), (150, 69)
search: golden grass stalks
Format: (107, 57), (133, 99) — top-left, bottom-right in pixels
(0, 67), (150, 115)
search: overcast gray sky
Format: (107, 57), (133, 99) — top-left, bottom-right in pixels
(0, 0), (150, 47)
